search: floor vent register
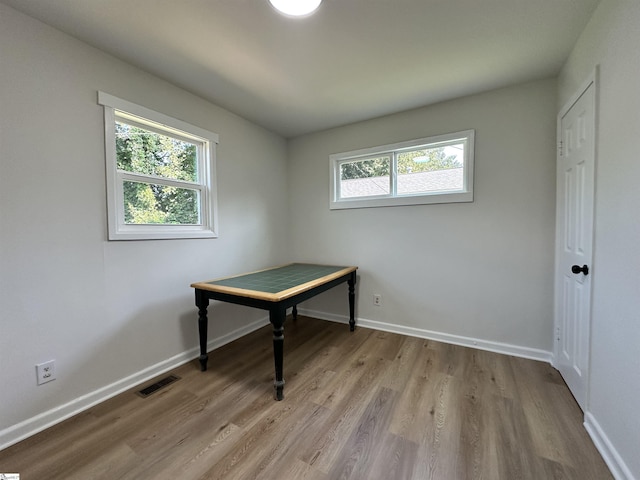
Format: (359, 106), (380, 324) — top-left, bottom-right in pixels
(137, 375), (180, 398)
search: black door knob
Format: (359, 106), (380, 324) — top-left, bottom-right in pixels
(571, 264), (589, 275)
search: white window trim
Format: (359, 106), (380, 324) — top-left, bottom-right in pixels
(330, 130), (475, 210)
(98, 91), (219, 240)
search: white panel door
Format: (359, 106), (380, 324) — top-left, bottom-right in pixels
(555, 78), (596, 411)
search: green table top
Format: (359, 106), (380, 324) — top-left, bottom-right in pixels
(191, 263), (357, 301)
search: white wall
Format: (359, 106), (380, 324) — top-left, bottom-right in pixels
(558, 0), (640, 478)
(288, 79), (558, 359)
(0, 3), (289, 448)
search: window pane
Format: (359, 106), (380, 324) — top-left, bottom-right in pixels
(397, 144), (464, 195)
(339, 156), (390, 198)
(123, 181), (200, 225)
(116, 121), (198, 182)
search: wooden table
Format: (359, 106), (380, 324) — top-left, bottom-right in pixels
(191, 263), (358, 400)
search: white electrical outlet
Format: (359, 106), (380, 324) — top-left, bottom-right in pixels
(373, 294), (382, 306)
(36, 360), (56, 385)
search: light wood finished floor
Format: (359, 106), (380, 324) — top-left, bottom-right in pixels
(0, 317), (612, 479)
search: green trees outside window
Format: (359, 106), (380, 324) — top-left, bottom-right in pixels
(115, 122), (200, 225)
(340, 147), (461, 181)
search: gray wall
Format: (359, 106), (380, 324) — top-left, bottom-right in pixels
(0, 3), (290, 446)
(288, 79), (558, 357)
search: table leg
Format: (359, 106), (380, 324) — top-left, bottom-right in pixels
(195, 289), (209, 371)
(292, 305), (298, 321)
(348, 272), (356, 332)
(270, 306), (286, 401)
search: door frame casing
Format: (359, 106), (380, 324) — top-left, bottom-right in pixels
(552, 67), (599, 412)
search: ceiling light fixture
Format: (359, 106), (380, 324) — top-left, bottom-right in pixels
(269, 0), (322, 17)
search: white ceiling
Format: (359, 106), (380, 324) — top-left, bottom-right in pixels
(2, 0), (600, 138)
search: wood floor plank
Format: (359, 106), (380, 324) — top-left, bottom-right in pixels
(0, 317), (613, 479)
(489, 395), (540, 479)
(510, 356), (580, 468)
(276, 458), (329, 480)
(327, 386), (398, 480)
(297, 361), (388, 473)
(380, 335), (425, 392)
(388, 340), (442, 444)
(367, 431), (419, 480)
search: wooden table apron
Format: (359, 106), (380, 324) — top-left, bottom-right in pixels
(193, 268), (356, 401)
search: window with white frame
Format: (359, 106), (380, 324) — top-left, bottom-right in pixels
(330, 130), (474, 209)
(98, 92), (219, 240)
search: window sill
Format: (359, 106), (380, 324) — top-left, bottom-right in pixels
(330, 190), (473, 210)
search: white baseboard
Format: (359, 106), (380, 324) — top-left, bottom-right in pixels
(584, 412), (636, 480)
(298, 308), (553, 363)
(0, 316), (269, 451)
